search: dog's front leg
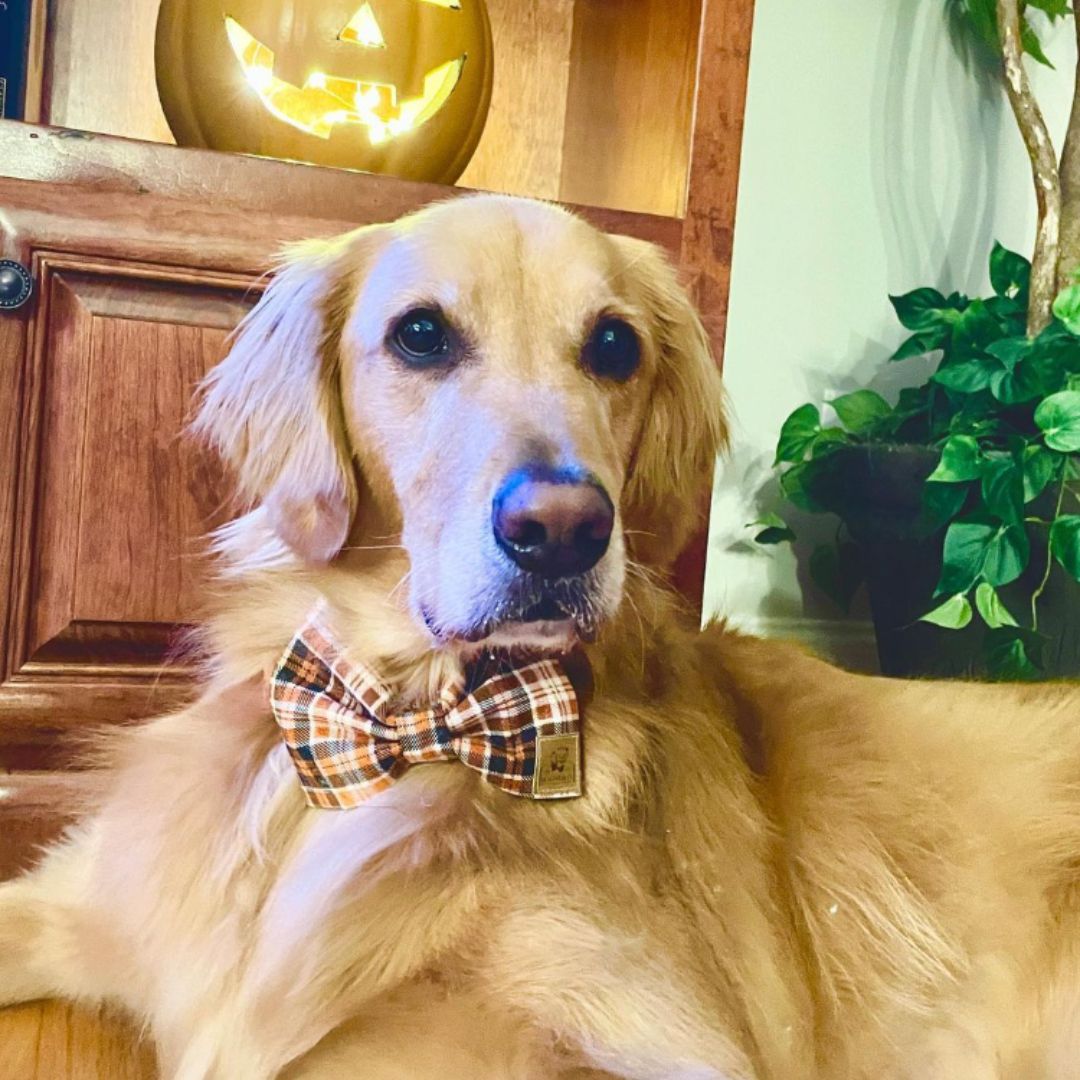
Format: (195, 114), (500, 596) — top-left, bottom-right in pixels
(164, 802), (487, 1080)
(0, 878), (76, 1007)
(482, 901), (757, 1080)
(0, 824), (127, 1010)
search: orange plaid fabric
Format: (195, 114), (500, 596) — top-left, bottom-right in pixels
(270, 606), (582, 809)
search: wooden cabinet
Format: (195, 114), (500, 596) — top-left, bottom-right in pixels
(0, 0), (754, 870)
(2, 253), (249, 770)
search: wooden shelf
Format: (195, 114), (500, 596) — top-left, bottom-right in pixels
(32, 0), (708, 218)
(0, 120), (684, 262)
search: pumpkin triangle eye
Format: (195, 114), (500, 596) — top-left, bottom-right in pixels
(418, 0), (462, 7)
(340, 2), (386, 48)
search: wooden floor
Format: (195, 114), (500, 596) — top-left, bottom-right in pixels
(0, 1000), (156, 1079)
(1, 777), (156, 1078)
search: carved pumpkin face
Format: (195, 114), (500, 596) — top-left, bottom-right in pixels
(155, 0), (492, 182)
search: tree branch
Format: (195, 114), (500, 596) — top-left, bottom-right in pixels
(1056, 12), (1080, 291)
(997, 0), (1062, 334)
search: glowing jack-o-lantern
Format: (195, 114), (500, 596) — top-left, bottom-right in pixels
(155, 0), (493, 182)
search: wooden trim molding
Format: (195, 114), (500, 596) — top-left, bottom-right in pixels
(673, 0), (757, 606)
(681, 0), (756, 355)
(0, 121), (685, 259)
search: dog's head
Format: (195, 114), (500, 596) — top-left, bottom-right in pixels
(195, 196), (725, 655)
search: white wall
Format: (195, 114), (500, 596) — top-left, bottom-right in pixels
(703, 0), (1076, 668)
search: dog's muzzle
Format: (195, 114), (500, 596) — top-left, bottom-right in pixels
(492, 465), (614, 579)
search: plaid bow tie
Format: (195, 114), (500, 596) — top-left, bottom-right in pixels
(270, 606), (583, 809)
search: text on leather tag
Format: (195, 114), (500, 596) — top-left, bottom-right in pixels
(532, 733), (582, 799)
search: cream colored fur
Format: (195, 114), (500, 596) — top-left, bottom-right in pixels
(2, 195), (1080, 1079)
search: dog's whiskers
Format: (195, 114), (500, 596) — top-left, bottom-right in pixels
(625, 558), (666, 590)
(618, 582), (649, 679)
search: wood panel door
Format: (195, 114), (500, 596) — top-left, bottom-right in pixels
(2, 256), (250, 769)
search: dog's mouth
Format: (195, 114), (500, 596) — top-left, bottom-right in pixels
(466, 597), (593, 653)
(425, 575), (603, 655)
(517, 597), (574, 623)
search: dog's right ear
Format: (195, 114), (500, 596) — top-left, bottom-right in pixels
(193, 229), (382, 563)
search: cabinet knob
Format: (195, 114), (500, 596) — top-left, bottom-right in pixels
(0, 260), (33, 311)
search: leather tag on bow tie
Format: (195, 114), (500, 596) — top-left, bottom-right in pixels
(533, 732), (582, 798)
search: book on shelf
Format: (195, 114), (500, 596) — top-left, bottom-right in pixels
(0, 0), (33, 120)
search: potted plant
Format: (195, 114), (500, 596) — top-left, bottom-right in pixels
(758, 0), (1080, 679)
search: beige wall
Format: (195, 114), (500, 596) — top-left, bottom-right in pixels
(704, 0), (1076, 668)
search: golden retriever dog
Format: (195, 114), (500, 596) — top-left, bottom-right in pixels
(2, 194), (1080, 1080)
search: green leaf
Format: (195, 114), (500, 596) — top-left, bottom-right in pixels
(1031, 321), (1080, 373)
(947, 390), (1001, 435)
(890, 330), (945, 362)
(1050, 514), (1080, 581)
(755, 527), (795, 545)
(809, 427), (852, 457)
(980, 457), (1024, 526)
(985, 294), (1026, 322)
(751, 512), (787, 529)
(1021, 20), (1054, 67)
(1027, 0), (1070, 20)
(919, 480), (970, 534)
(830, 389), (892, 434)
(774, 403), (821, 464)
(984, 629), (1042, 681)
(779, 460), (825, 512)
(750, 513), (796, 545)
(1053, 285), (1080, 336)
(986, 336), (1031, 370)
(980, 521), (1030, 585)
(1021, 445), (1057, 502)
(989, 243), (1031, 303)
(932, 359), (994, 393)
(928, 435), (982, 482)
(989, 360), (1047, 404)
(974, 582), (1019, 628)
(920, 593), (973, 630)
(889, 288), (951, 331)
(950, 299), (998, 359)
(936, 516), (1030, 594)
(958, 0), (1002, 53)
(809, 542), (864, 613)
(1035, 390), (1080, 451)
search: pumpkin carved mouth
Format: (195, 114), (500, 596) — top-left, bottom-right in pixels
(225, 13), (466, 144)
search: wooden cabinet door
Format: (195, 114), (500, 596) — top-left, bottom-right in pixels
(3, 256), (249, 769)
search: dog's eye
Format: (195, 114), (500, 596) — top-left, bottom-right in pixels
(584, 318), (640, 382)
(392, 308), (451, 363)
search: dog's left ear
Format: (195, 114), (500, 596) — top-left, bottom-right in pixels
(193, 228), (383, 562)
(611, 236), (729, 566)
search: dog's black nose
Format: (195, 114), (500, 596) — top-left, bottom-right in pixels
(492, 467), (614, 579)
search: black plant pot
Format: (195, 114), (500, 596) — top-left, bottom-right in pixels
(807, 444), (1080, 679)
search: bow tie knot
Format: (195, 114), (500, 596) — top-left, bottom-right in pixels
(270, 605), (583, 809)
